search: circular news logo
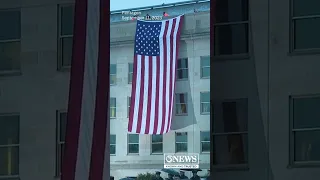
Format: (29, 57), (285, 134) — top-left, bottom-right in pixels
(165, 155), (174, 163)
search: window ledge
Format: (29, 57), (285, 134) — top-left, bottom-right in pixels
(57, 66), (71, 72)
(175, 114), (188, 116)
(200, 151), (210, 154)
(200, 77), (210, 79)
(288, 49), (320, 56)
(0, 70), (21, 77)
(213, 54), (250, 61)
(127, 153), (139, 156)
(151, 153), (163, 155)
(176, 78), (188, 81)
(212, 164), (249, 172)
(288, 161), (320, 169)
(200, 112), (210, 115)
(0, 175), (20, 179)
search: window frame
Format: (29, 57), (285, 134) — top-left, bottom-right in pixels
(175, 132), (188, 153)
(175, 93), (188, 116)
(212, 98), (249, 170)
(56, 110), (67, 176)
(176, 58), (189, 80)
(200, 56), (210, 79)
(200, 91), (210, 115)
(200, 131), (210, 153)
(289, 0), (320, 54)
(0, 9), (22, 76)
(289, 94), (320, 167)
(110, 97), (116, 119)
(110, 64), (117, 85)
(57, 4), (74, 71)
(110, 134), (116, 156)
(128, 63), (133, 84)
(151, 135), (163, 154)
(127, 96), (131, 118)
(127, 134), (139, 155)
(0, 113), (20, 179)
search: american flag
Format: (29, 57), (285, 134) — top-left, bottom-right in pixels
(61, 0), (110, 179)
(128, 15), (184, 135)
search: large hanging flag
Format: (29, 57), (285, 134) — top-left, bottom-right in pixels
(128, 15), (184, 135)
(61, 0), (110, 179)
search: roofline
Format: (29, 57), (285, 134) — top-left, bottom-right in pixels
(110, 0), (210, 15)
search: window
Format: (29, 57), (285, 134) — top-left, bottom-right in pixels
(110, 64), (117, 85)
(56, 111), (67, 175)
(200, 56), (210, 78)
(0, 114), (19, 179)
(175, 132), (188, 152)
(177, 58), (188, 80)
(128, 63), (133, 83)
(175, 93), (188, 115)
(214, 0), (249, 56)
(58, 5), (75, 69)
(0, 10), (21, 74)
(128, 134), (139, 154)
(212, 99), (248, 166)
(201, 131), (210, 153)
(291, 0), (320, 51)
(151, 135), (163, 154)
(128, 97), (131, 117)
(110, 135), (116, 155)
(200, 92), (210, 114)
(110, 97), (116, 118)
(290, 95), (320, 164)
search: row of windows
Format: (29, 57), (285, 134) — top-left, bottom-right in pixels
(3, 95), (320, 177)
(2, 0), (320, 73)
(110, 57), (210, 85)
(109, 92), (210, 118)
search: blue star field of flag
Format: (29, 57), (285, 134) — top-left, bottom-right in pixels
(134, 20), (162, 56)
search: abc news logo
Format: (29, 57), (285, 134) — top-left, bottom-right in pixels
(164, 153), (199, 169)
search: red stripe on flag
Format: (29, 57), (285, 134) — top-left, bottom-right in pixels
(128, 55), (138, 132)
(153, 56), (160, 134)
(136, 56), (146, 133)
(88, 0), (110, 178)
(167, 19), (176, 132)
(145, 56), (153, 134)
(61, 0), (88, 179)
(160, 21), (169, 134)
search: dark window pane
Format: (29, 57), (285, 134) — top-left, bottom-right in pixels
(152, 144), (163, 153)
(0, 115), (19, 145)
(213, 134), (248, 165)
(201, 92), (210, 102)
(201, 142), (210, 152)
(59, 143), (64, 173)
(214, 100), (248, 133)
(110, 107), (116, 118)
(61, 37), (73, 67)
(128, 134), (139, 143)
(293, 97), (320, 129)
(110, 98), (116, 107)
(201, 56), (210, 67)
(110, 135), (116, 144)
(110, 145), (116, 155)
(177, 69), (188, 79)
(201, 132), (210, 141)
(201, 103), (210, 113)
(110, 64), (117, 74)
(294, 18), (320, 50)
(129, 63), (133, 73)
(60, 112), (67, 142)
(214, 24), (249, 55)
(178, 59), (188, 68)
(152, 135), (163, 143)
(294, 130), (320, 161)
(176, 143), (188, 152)
(0, 42), (21, 71)
(293, 0), (320, 17)
(176, 93), (187, 103)
(0, 10), (21, 40)
(176, 132), (187, 142)
(61, 6), (74, 36)
(0, 146), (19, 176)
(216, 0), (248, 23)
(201, 67), (210, 78)
(128, 144), (139, 154)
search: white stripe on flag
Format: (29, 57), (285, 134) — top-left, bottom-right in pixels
(149, 56), (157, 134)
